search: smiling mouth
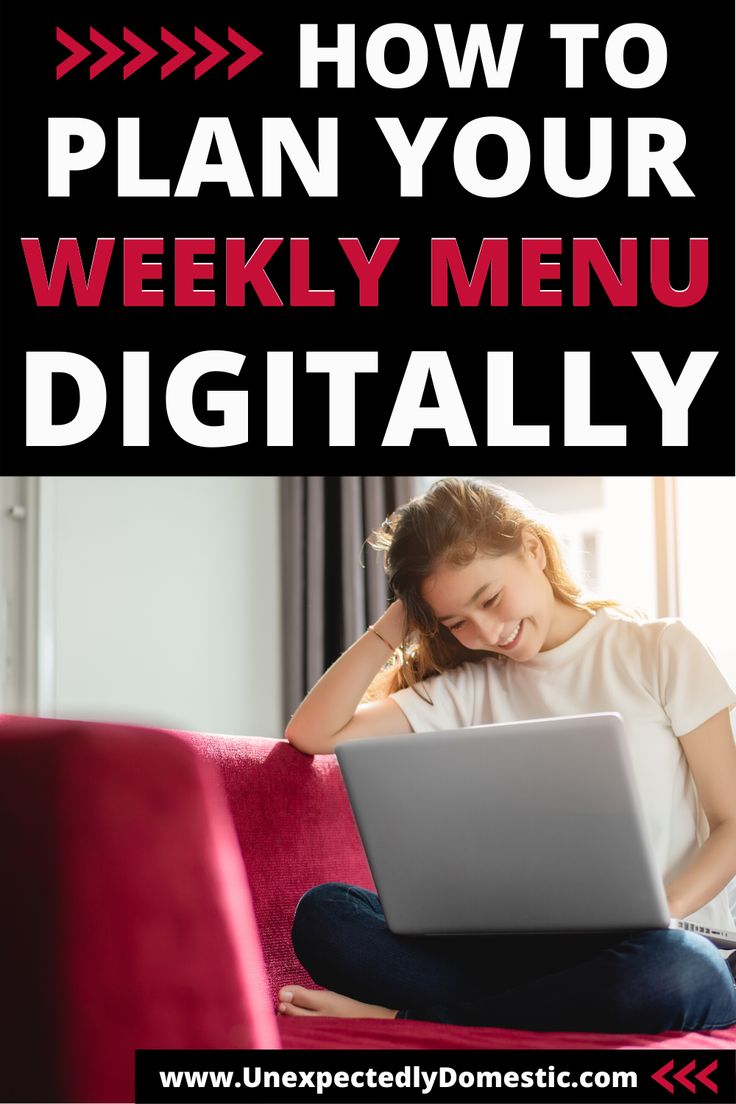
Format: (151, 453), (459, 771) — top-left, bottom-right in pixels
(495, 621), (523, 650)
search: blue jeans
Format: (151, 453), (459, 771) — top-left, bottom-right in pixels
(291, 882), (736, 1032)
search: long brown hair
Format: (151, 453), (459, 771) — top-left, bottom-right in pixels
(364, 477), (620, 700)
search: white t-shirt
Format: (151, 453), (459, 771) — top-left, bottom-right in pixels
(390, 606), (736, 935)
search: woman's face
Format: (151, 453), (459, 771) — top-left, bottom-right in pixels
(419, 533), (561, 661)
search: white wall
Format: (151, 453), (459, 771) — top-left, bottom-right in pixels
(38, 476), (283, 738)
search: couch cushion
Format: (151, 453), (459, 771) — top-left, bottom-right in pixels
(0, 715), (279, 1104)
(175, 732), (374, 1007)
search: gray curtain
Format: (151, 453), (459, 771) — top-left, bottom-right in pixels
(280, 476), (418, 726)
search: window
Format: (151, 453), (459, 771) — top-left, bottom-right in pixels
(676, 477), (736, 687)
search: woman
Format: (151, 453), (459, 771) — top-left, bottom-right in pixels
(280, 477), (736, 1031)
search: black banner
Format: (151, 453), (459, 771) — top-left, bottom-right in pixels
(135, 1048), (735, 1103)
(1, 5), (733, 474)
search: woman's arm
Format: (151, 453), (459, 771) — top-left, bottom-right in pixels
(664, 708), (736, 918)
(284, 599), (413, 755)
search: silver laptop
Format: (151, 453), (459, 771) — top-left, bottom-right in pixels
(335, 712), (736, 950)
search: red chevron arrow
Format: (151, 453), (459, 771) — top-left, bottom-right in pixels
(89, 27), (124, 79)
(228, 27), (262, 79)
(161, 27), (195, 79)
(56, 27), (91, 79)
(651, 1059), (675, 1094)
(194, 27), (228, 79)
(694, 1059), (718, 1093)
(123, 28), (158, 79)
(673, 1059), (696, 1093)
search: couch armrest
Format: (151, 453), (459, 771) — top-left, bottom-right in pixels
(0, 715), (280, 1104)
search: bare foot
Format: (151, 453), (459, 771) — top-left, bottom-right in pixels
(277, 984), (398, 1019)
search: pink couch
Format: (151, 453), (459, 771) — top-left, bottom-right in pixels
(2, 714), (735, 1102)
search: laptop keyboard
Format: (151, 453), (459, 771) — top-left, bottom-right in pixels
(680, 919), (731, 938)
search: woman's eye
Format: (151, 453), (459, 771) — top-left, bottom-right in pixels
(448, 592), (500, 632)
